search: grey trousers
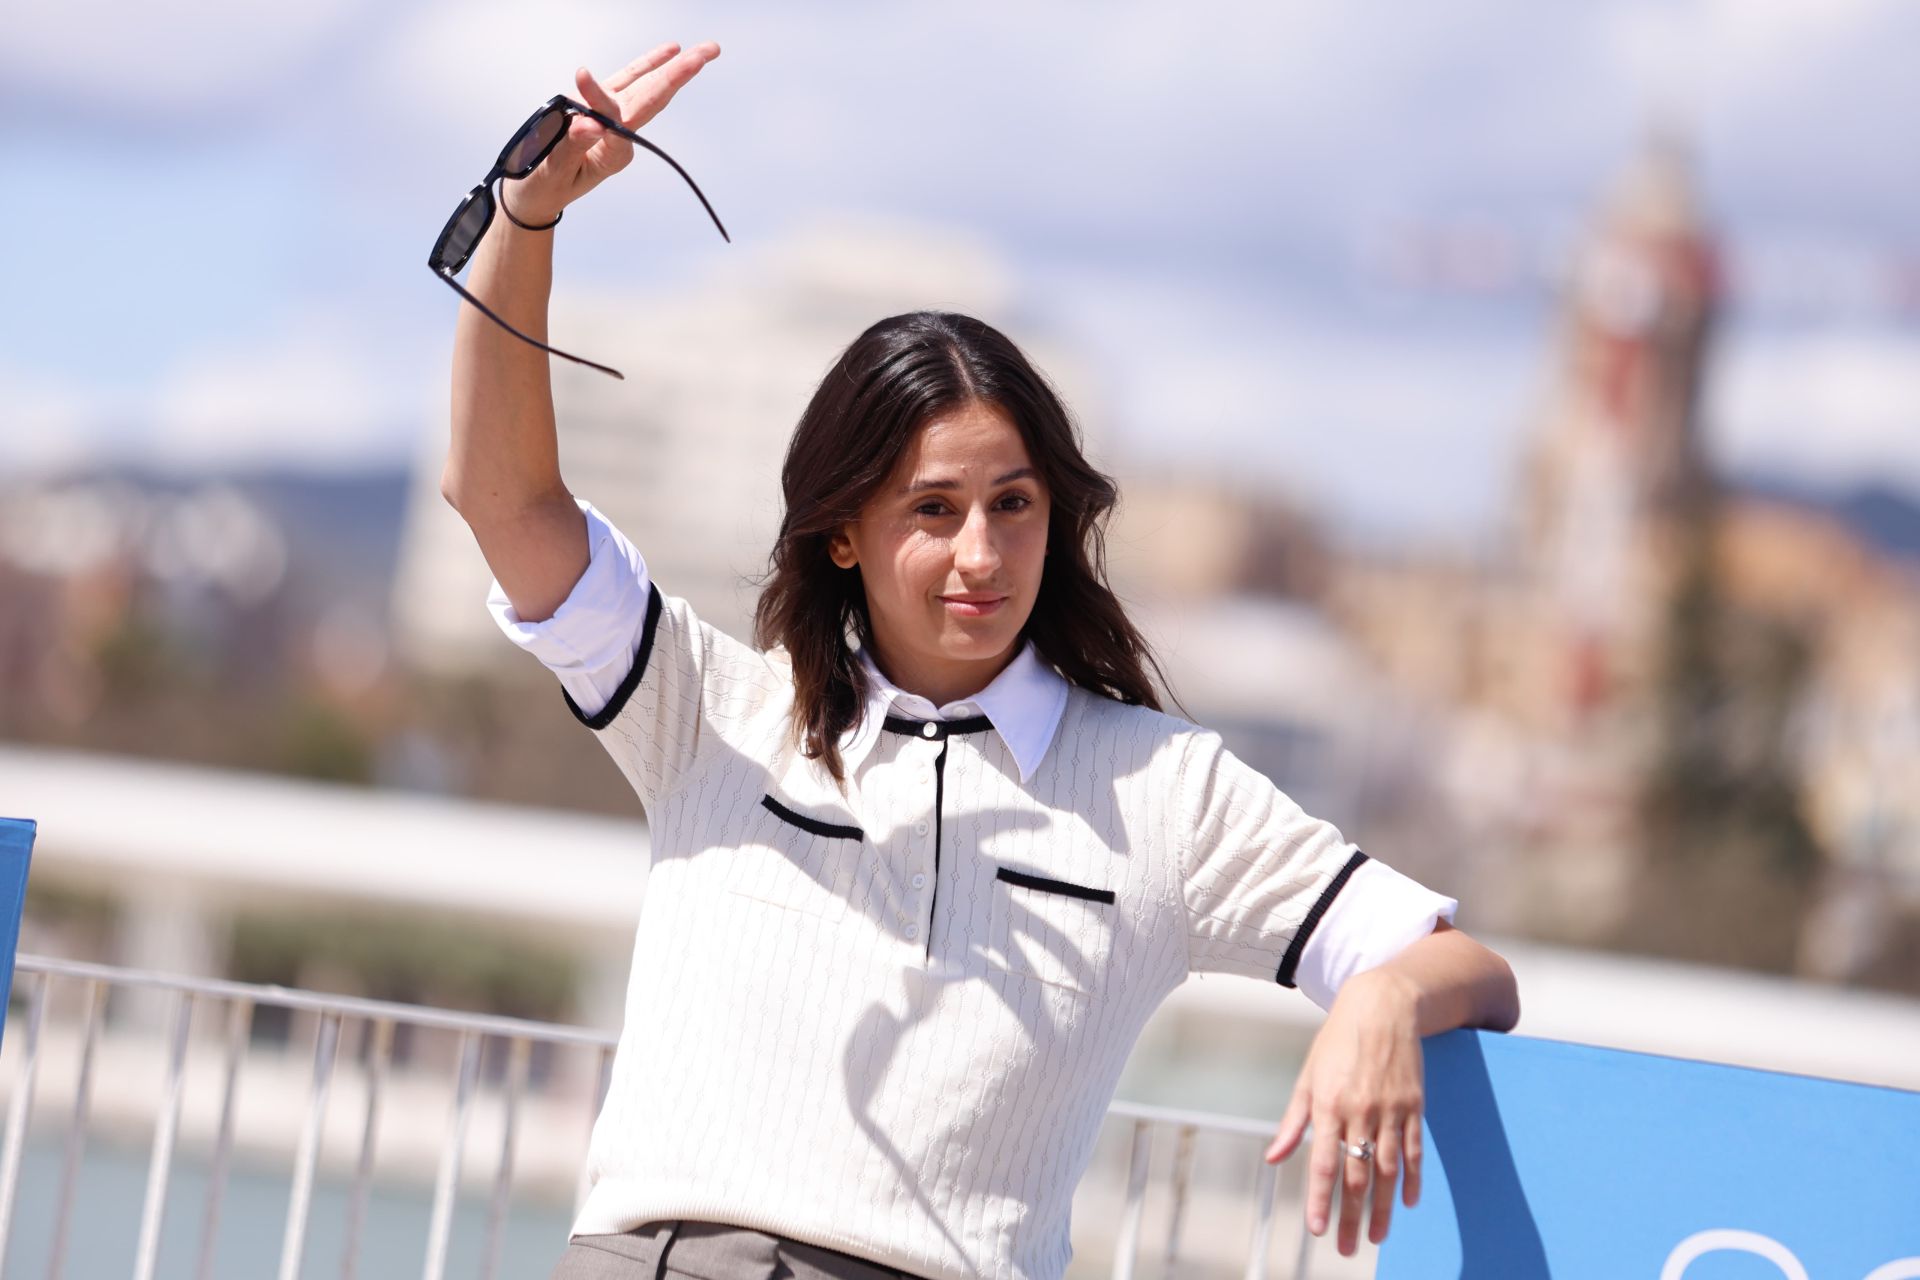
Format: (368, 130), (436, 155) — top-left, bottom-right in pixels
(547, 1219), (926, 1280)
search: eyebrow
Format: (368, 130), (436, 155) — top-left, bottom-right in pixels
(900, 467), (1037, 495)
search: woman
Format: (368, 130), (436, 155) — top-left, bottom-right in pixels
(442, 41), (1520, 1280)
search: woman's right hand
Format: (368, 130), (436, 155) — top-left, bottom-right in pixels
(503, 41), (721, 225)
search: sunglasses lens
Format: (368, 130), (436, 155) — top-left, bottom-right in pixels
(504, 108), (566, 176)
(435, 191), (491, 271)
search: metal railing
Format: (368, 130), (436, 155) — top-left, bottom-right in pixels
(1, 954), (1319, 1280)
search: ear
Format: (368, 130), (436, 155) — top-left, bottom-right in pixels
(827, 526), (859, 570)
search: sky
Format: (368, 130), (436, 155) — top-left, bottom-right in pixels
(5, 0), (1920, 542)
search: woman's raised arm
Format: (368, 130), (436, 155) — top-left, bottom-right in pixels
(441, 42), (721, 623)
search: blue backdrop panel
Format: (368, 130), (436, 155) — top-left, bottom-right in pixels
(0, 817), (34, 1052)
(1376, 1029), (1920, 1279)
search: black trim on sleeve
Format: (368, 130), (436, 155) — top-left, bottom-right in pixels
(1275, 849), (1370, 988)
(995, 865), (1117, 905)
(561, 583), (663, 730)
(760, 794), (865, 842)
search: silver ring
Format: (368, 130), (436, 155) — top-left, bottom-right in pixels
(1341, 1139), (1375, 1162)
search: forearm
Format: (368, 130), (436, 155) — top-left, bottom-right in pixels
(1344, 924), (1519, 1036)
(443, 217), (570, 521)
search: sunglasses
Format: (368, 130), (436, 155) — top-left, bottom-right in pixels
(429, 94), (729, 380)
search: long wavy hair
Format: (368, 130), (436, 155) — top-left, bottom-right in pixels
(754, 311), (1168, 780)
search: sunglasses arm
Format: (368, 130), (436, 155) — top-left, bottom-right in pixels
(434, 269), (625, 380)
(579, 106), (731, 244)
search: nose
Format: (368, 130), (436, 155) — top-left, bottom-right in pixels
(953, 504), (1001, 579)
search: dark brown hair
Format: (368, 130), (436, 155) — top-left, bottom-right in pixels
(754, 311), (1167, 779)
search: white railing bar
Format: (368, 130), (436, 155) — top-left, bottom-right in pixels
(134, 991), (195, 1280)
(196, 997), (253, 1280)
(1242, 1157), (1280, 1280)
(278, 1011), (340, 1280)
(1110, 1118), (1152, 1280)
(480, 1037), (531, 1280)
(1289, 1166), (1315, 1280)
(341, 1017), (394, 1280)
(1162, 1124), (1197, 1280)
(0, 971), (49, 1263)
(575, 1045), (615, 1216)
(1105, 1097), (1277, 1141)
(48, 978), (104, 1280)
(14, 955), (613, 1049)
(422, 1030), (482, 1280)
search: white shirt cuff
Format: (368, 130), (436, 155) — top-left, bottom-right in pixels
(484, 498), (652, 718)
(1293, 858), (1459, 1011)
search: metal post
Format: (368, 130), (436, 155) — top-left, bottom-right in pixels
(0, 972), (50, 1262)
(341, 1018), (394, 1280)
(1242, 1157), (1280, 1280)
(1111, 1118), (1153, 1280)
(422, 1031), (483, 1280)
(196, 997), (253, 1280)
(134, 991), (195, 1280)
(1162, 1124), (1197, 1280)
(480, 1037), (531, 1280)
(574, 1044), (613, 1216)
(277, 1011), (340, 1280)
(48, 979), (105, 1280)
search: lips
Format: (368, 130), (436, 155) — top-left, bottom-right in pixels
(940, 594), (1007, 617)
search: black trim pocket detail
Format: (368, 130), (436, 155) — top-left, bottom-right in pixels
(760, 794), (864, 842)
(995, 865), (1116, 905)
(563, 583), (664, 730)
(1275, 849), (1371, 988)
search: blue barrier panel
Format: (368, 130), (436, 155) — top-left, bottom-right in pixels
(1377, 1028), (1920, 1279)
(0, 817), (33, 1052)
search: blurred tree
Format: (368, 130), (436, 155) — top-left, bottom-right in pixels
(1622, 516), (1822, 973)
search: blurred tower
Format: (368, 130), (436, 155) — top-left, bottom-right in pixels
(1516, 132), (1720, 727)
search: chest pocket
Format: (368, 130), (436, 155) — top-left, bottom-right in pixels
(725, 793), (865, 919)
(991, 865), (1118, 995)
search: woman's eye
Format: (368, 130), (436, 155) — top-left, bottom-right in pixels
(997, 493), (1032, 511)
(914, 501), (950, 517)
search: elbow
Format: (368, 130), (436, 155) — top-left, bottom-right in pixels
(440, 467), (467, 519)
(1484, 950), (1521, 1033)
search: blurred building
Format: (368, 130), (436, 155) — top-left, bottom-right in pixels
(392, 219), (1106, 673)
(1325, 137), (1920, 977)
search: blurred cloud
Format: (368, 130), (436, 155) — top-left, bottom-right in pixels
(5, 0), (1920, 536)
(7, 0), (382, 127)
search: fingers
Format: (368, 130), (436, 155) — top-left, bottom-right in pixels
(616, 41), (721, 129)
(574, 65), (624, 121)
(1367, 1125), (1402, 1246)
(1265, 1087), (1310, 1164)
(1402, 1113), (1423, 1208)
(605, 42), (682, 93)
(1304, 1113), (1340, 1238)
(1336, 1126), (1373, 1256)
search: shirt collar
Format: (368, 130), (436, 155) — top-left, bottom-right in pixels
(837, 642), (1068, 783)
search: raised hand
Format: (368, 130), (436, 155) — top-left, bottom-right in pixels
(503, 41), (721, 225)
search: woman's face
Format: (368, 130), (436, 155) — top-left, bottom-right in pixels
(829, 400), (1051, 704)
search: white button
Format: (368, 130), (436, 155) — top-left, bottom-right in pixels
(905, 923), (921, 941)
(911, 873), (927, 889)
(920, 722), (938, 739)
(915, 820), (930, 836)
(954, 704), (975, 716)
(921, 770), (935, 785)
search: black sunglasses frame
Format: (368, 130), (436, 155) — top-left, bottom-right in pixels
(429, 94), (729, 380)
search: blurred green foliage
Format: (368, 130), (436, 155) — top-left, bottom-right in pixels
(226, 904), (577, 1023)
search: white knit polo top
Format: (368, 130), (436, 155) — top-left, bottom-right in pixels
(488, 501), (1456, 1280)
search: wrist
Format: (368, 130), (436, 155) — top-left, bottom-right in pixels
(498, 181), (564, 232)
(1337, 966), (1423, 1028)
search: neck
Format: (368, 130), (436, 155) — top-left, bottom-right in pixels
(867, 639), (1020, 709)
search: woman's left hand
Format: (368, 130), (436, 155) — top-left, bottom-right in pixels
(1263, 969), (1425, 1255)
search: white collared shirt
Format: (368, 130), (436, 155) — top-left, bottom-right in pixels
(487, 497), (1457, 1280)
